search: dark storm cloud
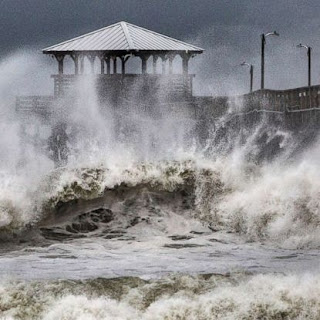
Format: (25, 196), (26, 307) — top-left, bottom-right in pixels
(0, 0), (245, 50)
(1, 0), (320, 94)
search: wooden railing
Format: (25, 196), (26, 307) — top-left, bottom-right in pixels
(15, 82), (320, 130)
(228, 85), (320, 114)
(51, 74), (195, 100)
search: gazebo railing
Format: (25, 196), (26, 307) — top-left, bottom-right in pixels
(51, 74), (195, 99)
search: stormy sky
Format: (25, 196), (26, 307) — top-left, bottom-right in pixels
(0, 0), (320, 95)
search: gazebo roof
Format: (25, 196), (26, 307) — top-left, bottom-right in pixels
(43, 21), (204, 54)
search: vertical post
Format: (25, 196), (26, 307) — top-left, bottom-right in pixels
(105, 57), (111, 75)
(308, 47), (312, 109)
(250, 65), (254, 93)
(71, 53), (79, 75)
(56, 54), (65, 75)
(80, 55), (84, 74)
(100, 56), (105, 74)
(182, 54), (190, 76)
(88, 55), (95, 74)
(153, 55), (158, 74)
(74, 54), (79, 75)
(161, 56), (167, 74)
(121, 57), (126, 75)
(58, 58), (63, 75)
(181, 53), (191, 96)
(113, 57), (117, 74)
(308, 47), (311, 87)
(261, 34), (265, 90)
(141, 55), (147, 74)
(169, 55), (175, 74)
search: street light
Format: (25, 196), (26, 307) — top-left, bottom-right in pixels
(261, 31), (279, 90)
(297, 43), (312, 87)
(240, 62), (254, 93)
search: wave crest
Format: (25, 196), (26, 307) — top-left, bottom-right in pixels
(2, 156), (320, 248)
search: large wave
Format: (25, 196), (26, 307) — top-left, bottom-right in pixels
(1, 148), (320, 248)
(1, 272), (320, 319)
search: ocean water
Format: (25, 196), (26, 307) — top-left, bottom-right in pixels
(1, 59), (320, 319)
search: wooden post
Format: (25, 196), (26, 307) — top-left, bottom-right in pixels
(58, 57), (64, 75)
(141, 55), (148, 74)
(168, 55), (175, 74)
(181, 53), (190, 76)
(74, 55), (79, 75)
(87, 55), (95, 74)
(105, 57), (111, 74)
(100, 56), (105, 74)
(113, 57), (117, 74)
(153, 55), (158, 74)
(121, 57), (126, 75)
(121, 55), (130, 75)
(80, 55), (84, 74)
(161, 55), (167, 74)
(55, 54), (65, 75)
(70, 53), (79, 75)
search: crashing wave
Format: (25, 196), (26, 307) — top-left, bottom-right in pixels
(1, 154), (320, 248)
(1, 272), (320, 319)
(36, 160), (220, 239)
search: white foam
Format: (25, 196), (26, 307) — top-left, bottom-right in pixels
(2, 273), (320, 319)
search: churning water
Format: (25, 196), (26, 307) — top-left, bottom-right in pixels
(1, 54), (320, 319)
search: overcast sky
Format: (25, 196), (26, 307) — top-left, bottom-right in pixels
(0, 0), (320, 95)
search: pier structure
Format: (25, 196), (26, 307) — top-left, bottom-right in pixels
(15, 21), (320, 124)
(15, 21), (320, 166)
(41, 21), (203, 105)
(15, 21), (204, 165)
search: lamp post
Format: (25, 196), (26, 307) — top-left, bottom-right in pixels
(261, 31), (279, 90)
(241, 62), (254, 93)
(297, 44), (312, 87)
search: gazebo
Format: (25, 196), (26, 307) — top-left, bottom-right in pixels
(43, 21), (204, 99)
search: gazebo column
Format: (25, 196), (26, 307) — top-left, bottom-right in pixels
(140, 55), (149, 74)
(55, 54), (65, 75)
(168, 55), (175, 74)
(80, 55), (85, 74)
(153, 55), (158, 74)
(70, 53), (79, 75)
(121, 57), (125, 75)
(113, 57), (118, 74)
(181, 53), (191, 76)
(105, 57), (111, 74)
(99, 55), (105, 74)
(121, 55), (130, 75)
(160, 55), (167, 74)
(87, 54), (96, 74)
